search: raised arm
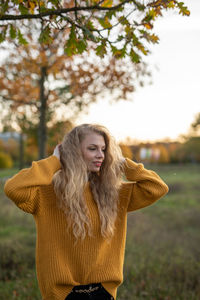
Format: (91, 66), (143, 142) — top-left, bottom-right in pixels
(123, 158), (169, 212)
(4, 155), (61, 214)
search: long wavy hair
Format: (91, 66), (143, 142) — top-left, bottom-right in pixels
(53, 124), (123, 239)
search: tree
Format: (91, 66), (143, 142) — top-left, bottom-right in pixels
(0, 0), (190, 64)
(190, 113), (200, 136)
(0, 0), (190, 160)
(0, 24), (150, 159)
(178, 113), (200, 163)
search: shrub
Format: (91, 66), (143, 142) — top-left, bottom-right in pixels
(0, 239), (35, 281)
(0, 152), (13, 169)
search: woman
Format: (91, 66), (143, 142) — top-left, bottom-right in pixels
(4, 124), (168, 300)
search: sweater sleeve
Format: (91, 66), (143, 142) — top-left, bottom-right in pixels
(123, 158), (169, 212)
(4, 155), (61, 214)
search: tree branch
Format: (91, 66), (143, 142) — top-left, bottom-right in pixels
(0, 1), (131, 21)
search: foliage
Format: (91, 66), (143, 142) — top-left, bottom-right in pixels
(47, 120), (74, 155)
(2, 138), (19, 161)
(190, 112), (200, 136)
(179, 137), (200, 163)
(0, 240), (35, 281)
(0, 27), (149, 111)
(173, 113), (200, 163)
(0, 152), (13, 169)
(22, 120), (74, 163)
(0, 20), (151, 158)
(156, 143), (169, 163)
(0, 1), (190, 64)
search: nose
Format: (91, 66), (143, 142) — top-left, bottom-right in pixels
(96, 150), (104, 159)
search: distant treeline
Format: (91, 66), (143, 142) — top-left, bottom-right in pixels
(0, 134), (200, 169)
(120, 137), (200, 164)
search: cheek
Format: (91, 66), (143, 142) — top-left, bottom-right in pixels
(82, 150), (92, 162)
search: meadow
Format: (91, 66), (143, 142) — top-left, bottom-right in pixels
(0, 163), (200, 300)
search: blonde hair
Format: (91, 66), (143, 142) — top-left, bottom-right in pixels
(53, 124), (123, 239)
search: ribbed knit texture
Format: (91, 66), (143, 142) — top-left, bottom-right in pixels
(4, 156), (168, 300)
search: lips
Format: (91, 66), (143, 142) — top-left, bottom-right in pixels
(93, 162), (102, 167)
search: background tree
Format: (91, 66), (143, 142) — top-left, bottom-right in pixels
(0, 22), (150, 159)
(190, 112), (200, 137)
(177, 113), (200, 163)
(0, 0), (190, 162)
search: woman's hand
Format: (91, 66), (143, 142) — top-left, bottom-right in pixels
(121, 157), (126, 163)
(53, 144), (61, 160)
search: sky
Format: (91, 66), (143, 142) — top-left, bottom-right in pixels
(77, 0), (200, 143)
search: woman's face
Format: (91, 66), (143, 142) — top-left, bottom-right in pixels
(80, 132), (106, 172)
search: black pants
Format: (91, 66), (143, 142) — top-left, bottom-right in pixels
(65, 283), (114, 300)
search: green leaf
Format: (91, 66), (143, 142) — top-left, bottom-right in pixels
(111, 45), (126, 59)
(0, 0), (9, 14)
(117, 35), (124, 42)
(0, 34), (5, 43)
(130, 49), (140, 63)
(118, 16), (129, 26)
(18, 3), (29, 14)
(0, 26), (7, 43)
(64, 26), (77, 56)
(17, 29), (28, 45)
(98, 17), (112, 29)
(95, 42), (107, 58)
(168, 1), (175, 8)
(9, 24), (17, 39)
(86, 21), (95, 31)
(76, 39), (87, 54)
(39, 26), (53, 44)
(48, 0), (60, 6)
(82, 27), (96, 42)
(105, 10), (116, 19)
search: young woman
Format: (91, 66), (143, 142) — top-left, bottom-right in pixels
(4, 124), (168, 300)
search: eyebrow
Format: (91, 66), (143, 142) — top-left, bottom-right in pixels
(88, 144), (106, 147)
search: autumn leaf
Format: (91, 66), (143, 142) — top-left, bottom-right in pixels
(101, 0), (113, 8)
(167, 1), (175, 9)
(28, 0), (36, 14)
(177, 2), (190, 16)
(95, 43), (107, 57)
(98, 17), (112, 29)
(143, 23), (153, 30)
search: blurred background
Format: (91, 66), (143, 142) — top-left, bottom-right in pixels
(0, 0), (199, 299)
(0, 0), (199, 168)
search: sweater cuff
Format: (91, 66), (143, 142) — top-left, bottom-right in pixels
(123, 158), (144, 181)
(48, 155), (62, 172)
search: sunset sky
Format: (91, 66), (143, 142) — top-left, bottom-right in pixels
(78, 0), (200, 143)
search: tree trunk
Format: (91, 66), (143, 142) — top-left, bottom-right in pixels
(38, 66), (47, 159)
(19, 132), (24, 169)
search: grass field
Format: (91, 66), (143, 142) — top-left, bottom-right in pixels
(0, 164), (200, 300)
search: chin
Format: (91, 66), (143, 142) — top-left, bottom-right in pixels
(90, 167), (100, 173)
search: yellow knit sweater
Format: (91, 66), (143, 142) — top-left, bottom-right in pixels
(4, 156), (168, 300)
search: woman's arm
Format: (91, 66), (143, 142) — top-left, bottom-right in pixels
(4, 155), (61, 214)
(123, 158), (169, 212)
